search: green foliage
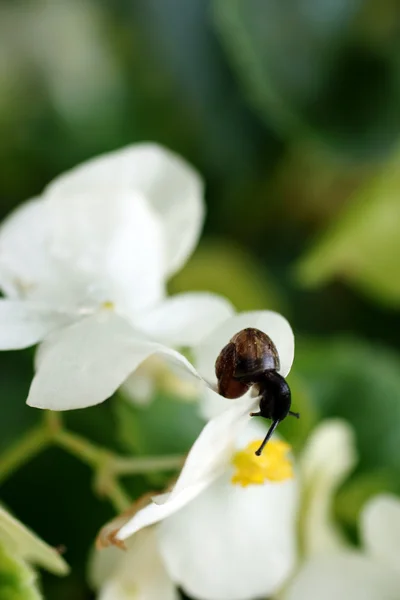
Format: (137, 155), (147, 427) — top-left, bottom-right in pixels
(114, 393), (205, 488)
(0, 352), (38, 454)
(213, 0), (400, 158)
(278, 373), (318, 453)
(115, 393), (204, 457)
(170, 239), (283, 312)
(295, 337), (400, 475)
(296, 155), (400, 306)
(335, 469), (400, 529)
(0, 544), (41, 600)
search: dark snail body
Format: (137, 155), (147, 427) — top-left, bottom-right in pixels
(215, 327), (299, 456)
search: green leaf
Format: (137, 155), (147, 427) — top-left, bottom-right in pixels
(294, 337), (400, 474)
(114, 393), (205, 457)
(296, 155), (400, 306)
(278, 373), (318, 453)
(0, 506), (68, 576)
(134, 0), (266, 179)
(0, 351), (40, 454)
(335, 469), (400, 529)
(213, 0), (400, 157)
(169, 239), (283, 312)
(0, 544), (42, 600)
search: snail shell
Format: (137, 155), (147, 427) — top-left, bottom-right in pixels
(215, 327), (280, 399)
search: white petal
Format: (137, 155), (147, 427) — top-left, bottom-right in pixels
(92, 529), (178, 600)
(299, 420), (357, 556)
(98, 581), (129, 600)
(285, 553), (399, 600)
(0, 505), (68, 575)
(361, 494), (400, 573)
(27, 311), (200, 410)
(158, 472), (298, 600)
(0, 198), (67, 302)
(194, 310), (295, 385)
(122, 355), (203, 406)
(117, 394), (258, 541)
(88, 546), (122, 591)
(0, 197), (119, 311)
(0, 300), (71, 349)
(47, 189), (165, 314)
(134, 292), (234, 347)
(45, 143), (204, 277)
(121, 369), (155, 407)
(199, 385), (236, 420)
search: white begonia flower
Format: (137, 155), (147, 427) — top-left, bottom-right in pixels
(97, 418), (356, 600)
(0, 143), (236, 410)
(90, 528), (178, 600)
(297, 419), (357, 557)
(268, 420), (357, 599)
(95, 310), (296, 599)
(98, 369), (298, 600)
(285, 494), (400, 600)
(0, 504), (68, 575)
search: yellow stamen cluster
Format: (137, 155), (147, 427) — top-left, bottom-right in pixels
(231, 439), (293, 487)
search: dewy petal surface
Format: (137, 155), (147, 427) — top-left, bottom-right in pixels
(0, 505), (68, 575)
(361, 494), (400, 574)
(27, 311), (200, 410)
(134, 292), (234, 346)
(116, 394), (258, 541)
(299, 419), (357, 556)
(92, 529), (178, 600)
(285, 553), (399, 600)
(193, 310), (295, 384)
(47, 189), (165, 314)
(0, 300), (71, 349)
(159, 473), (297, 600)
(45, 143), (204, 277)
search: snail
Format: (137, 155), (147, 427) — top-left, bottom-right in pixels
(215, 328), (299, 456)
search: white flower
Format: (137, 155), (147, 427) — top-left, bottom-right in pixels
(97, 418), (357, 600)
(297, 419), (357, 557)
(0, 503), (69, 575)
(285, 494), (400, 600)
(0, 143), (235, 410)
(98, 381), (298, 600)
(90, 528), (178, 600)
(95, 310), (296, 599)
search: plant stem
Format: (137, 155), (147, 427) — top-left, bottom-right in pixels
(52, 428), (184, 476)
(106, 480), (132, 513)
(112, 454), (185, 475)
(53, 429), (107, 468)
(50, 426), (184, 511)
(0, 412), (185, 513)
(45, 411), (62, 435)
(0, 425), (51, 486)
(94, 470), (132, 513)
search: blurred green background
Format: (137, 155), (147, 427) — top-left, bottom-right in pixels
(2, 0), (400, 597)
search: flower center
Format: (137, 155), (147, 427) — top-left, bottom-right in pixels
(231, 439), (293, 487)
(102, 301), (115, 310)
